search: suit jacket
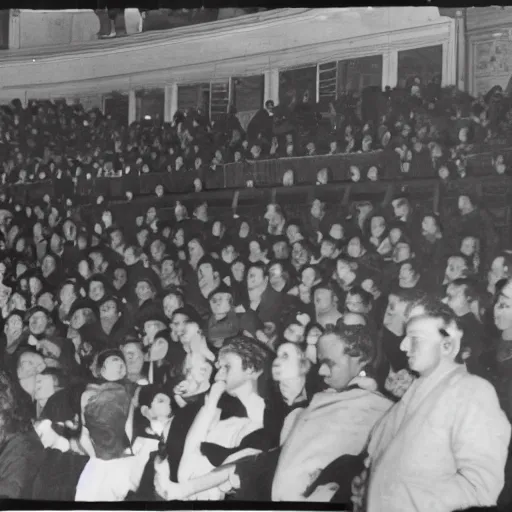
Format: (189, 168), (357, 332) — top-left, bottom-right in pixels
(367, 365), (511, 512)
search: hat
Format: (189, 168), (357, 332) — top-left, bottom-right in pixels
(138, 303), (168, 327)
(208, 283), (233, 301)
(68, 298), (98, 319)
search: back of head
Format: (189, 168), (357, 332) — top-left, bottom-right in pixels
(83, 382), (131, 460)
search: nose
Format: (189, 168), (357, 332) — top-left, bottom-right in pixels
(400, 336), (409, 352)
(318, 363), (328, 377)
(441, 297), (449, 305)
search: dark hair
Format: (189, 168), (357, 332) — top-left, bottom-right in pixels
(138, 384), (171, 409)
(0, 371), (32, 442)
(323, 324), (375, 365)
(449, 278), (481, 303)
(247, 260), (268, 277)
(219, 335), (272, 373)
(347, 285), (373, 309)
(39, 367), (67, 389)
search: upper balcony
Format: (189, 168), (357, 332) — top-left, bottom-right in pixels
(0, 7), (454, 105)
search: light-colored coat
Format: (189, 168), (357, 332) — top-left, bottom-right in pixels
(272, 385), (393, 501)
(367, 364), (511, 512)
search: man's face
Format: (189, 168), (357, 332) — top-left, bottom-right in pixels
(90, 252), (104, 270)
(42, 256), (56, 276)
(5, 315), (23, 339)
(173, 229), (184, 247)
(232, 261), (245, 282)
(445, 257), (467, 283)
(400, 316), (443, 377)
(110, 230), (123, 248)
(247, 267), (266, 291)
(171, 314), (188, 341)
(163, 295), (181, 319)
(489, 256), (507, 290)
(347, 238), (363, 259)
(136, 281), (154, 302)
(150, 241), (165, 262)
(101, 355), (127, 382)
(318, 333), (359, 391)
(99, 300), (117, 319)
(188, 239), (204, 263)
(370, 217), (386, 239)
(443, 284), (467, 315)
(29, 311), (48, 335)
(50, 234), (62, 253)
(383, 295), (407, 331)
(198, 263), (217, 291)
(35, 373), (56, 401)
(314, 288), (335, 315)
(422, 216), (436, 235)
(137, 230), (149, 248)
(393, 200), (408, 220)
(215, 351), (254, 395)
(114, 268), (127, 290)
(458, 195), (471, 213)
(210, 293), (232, 319)
(38, 293), (55, 312)
(460, 237), (477, 257)
(273, 241), (289, 260)
(70, 309), (88, 330)
(89, 281), (105, 302)
(393, 242), (411, 263)
(17, 352), (46, 382)
(59, 284), (76, 305)
(310, 200), (323, 219)
(345, 293), (367, 314)
(29, 277), (43, 296)
(399, 263), (415, 285)
(161, 259), (175, 277)
(292, 242), (309, 267)
(121, 342), (145, 376)
(181, 323), (200, 347)
(301, 267), (317, 288)
(494, 282), (512, 332)
(320, 240), (336, 259)
(272, 343), (304, 381)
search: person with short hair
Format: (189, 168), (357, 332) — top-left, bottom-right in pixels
(364, 301), (511, 512)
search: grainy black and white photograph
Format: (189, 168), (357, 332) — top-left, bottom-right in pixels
(0, 5), (511, 511)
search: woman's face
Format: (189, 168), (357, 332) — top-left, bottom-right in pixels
(306, 326), (322, 346)
(29, 277), (43, 296)
(292, 242), (309, 267)
(422, 216), (436, 235)
(286, 225), (299, 243)
(212, 221), (222, 238)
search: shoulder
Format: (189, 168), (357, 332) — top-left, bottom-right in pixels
(451, 370), (500, 405)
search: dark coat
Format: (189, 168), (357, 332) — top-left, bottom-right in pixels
(0, 427), (45, 499)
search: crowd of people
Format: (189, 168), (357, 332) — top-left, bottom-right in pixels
(0, 79), (511, 511)
(0, 160), (510, 510)
(2, 80), (512, 205)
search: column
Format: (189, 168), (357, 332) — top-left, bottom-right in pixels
(164, 83), (178, 123)
(455, 10), (466, 91)
(264, 68), (279, 105)
(128, 89), (136, 126)
(381, 49), (398, 89)
(9, 9), (21, 49)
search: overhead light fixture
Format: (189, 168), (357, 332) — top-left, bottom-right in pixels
(493, 32), (504, 37)
(316, 14), (328, 20)
(144, 115), (152, 120)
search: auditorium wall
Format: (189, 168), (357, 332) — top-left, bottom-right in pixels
(8, 9), (99, 50)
